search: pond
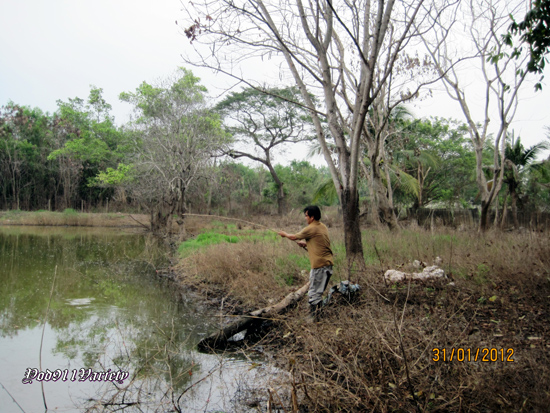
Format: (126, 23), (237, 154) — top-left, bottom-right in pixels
(0, 226), (278, 412)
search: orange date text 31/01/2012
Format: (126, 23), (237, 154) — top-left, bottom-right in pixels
(432, 348), (515, 362)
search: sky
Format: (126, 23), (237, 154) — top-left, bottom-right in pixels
(1, 0), (549, 161)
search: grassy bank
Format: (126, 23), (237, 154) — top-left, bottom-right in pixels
(0, 209), (149, 228)
(176, 216), (550, 412)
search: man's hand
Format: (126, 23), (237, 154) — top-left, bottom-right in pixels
(296, 240), (307, 249)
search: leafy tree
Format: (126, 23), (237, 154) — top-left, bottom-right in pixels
(49, 88), (126, 209)
(216, 87), (314, 215)
(506, 0), (550, 90)
(208, 162), (268, 215)
(118, 68), (228, 236)
(524, 154), (550, 212)
(392, 118), (477, 210)
(262, 160), (333, 209)
(0, 103), (53, 210)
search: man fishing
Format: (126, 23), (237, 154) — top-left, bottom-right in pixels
(278, 205), (334, 320)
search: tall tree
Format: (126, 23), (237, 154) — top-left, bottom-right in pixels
(216, 87), (314, 215)
(182, 0), (433, 268)
(118, 68), (227, 236)
(49, 88), (124, 210)
(0, 103), (52, 209)
(420, 0), (532, 231)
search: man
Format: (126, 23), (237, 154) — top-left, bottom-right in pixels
(278, 205), (334, 320)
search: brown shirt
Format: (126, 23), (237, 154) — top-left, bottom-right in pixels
(294, 221), (333, 269)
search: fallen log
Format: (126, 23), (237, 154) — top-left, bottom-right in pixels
(198, 281), (310, 352)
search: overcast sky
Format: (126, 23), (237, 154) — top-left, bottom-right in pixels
(1, 0), (549, 159)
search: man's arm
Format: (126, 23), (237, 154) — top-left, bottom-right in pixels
(278, 231), (298, 240)
(278, 231), (307, 249)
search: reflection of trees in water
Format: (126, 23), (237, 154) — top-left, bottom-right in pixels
(74, 315), (224, 412)
(0, 229), (168, 337)
(0, 228), (235, 410)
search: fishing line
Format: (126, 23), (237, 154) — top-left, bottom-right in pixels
(182, 213), (279, 233)
(0, 380), (26, 412)
(182, 213), (307, 250)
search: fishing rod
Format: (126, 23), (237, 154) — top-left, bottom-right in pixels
(182, 213), (278, 233)
(182, 213), (307, 250)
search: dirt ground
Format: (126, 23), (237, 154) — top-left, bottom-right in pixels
(176, 216), (550, 412)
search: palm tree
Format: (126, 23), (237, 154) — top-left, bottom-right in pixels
(502, 136), (549, 228)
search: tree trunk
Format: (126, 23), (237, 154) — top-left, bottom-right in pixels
(276, 182), (286, 216)
(500, 193), (509, 229)
(480, 200), (491, 232)
(341, 188), (365, 273)
(371, 161), (399, 230)
(198, 282), (310, 352)
(510, 185), (520, 229)
(150, 199), (174, 236)
(266, 160), (286, 216)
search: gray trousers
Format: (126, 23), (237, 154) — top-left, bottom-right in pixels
(308, 265), (333, 306)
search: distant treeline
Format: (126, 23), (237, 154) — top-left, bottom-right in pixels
(2, 75), (549, 230)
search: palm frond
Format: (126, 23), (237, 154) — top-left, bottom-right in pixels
(312, 178), (339, 205)
(386, 163), (420, 197)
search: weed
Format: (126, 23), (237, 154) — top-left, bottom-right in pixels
(475, 263), (490, 284)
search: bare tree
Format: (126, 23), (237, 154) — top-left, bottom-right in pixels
(181, 0), (432, 267)
(420, 0), (531, 231)
(120, 68), (227, 237)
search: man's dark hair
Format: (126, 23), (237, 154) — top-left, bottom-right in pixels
(303, 205), (321, 221)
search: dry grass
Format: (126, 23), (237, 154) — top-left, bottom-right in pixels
(177, 234), (311, 310)
(0, 210), (149, 228)
(176, 214), (550, 412)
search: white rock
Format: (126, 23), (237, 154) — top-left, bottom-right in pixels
(384, 265), (446, 283)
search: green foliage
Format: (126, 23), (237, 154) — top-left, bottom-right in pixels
(262, 161), (335, 207)
(93, 163), (134, 186)
(178, 232), (240, 256)
(475, 263), (490, 285)
(2, 69), (548, 218)
(390, 117), (477, 208)
(62, 208), (78, 216)
(508, 0), (550, 89)
(312, 178), (340, 206)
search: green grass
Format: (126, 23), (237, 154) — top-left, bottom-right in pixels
(178, 227), (278, 257)
(178, 232), (239, 256)
(63, 208), (78, 216)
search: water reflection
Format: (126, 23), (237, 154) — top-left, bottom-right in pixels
(0, 226), (276, 412)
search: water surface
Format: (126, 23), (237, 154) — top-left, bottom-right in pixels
(0, 226), (274, 412)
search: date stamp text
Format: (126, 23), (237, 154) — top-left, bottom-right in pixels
(432, 348), (514, 362)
